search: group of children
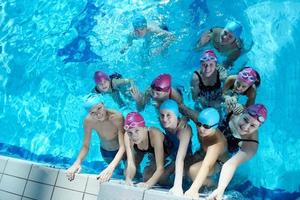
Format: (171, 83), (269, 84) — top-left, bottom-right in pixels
(65, 15), (267, 200)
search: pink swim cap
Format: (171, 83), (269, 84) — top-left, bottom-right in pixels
(237, 67), (258, 86)
(246, 104), (267, 124)
(151, 74), (171, 92)
(94, 71), (109, 84)
(124, 112), (145, 129)
(200, 50), (217, 62)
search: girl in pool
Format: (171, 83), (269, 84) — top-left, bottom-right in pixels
(158, 99), (192, 196)
(130, 73), (195, 120)
(184, 108), (227, 199)
(93, 70), (134, 108)
(191, 50), (227, 111)
(130, 73), (183, 111)
(123, 112), (165, 189)
(223, 67), (261, 114)
(207, 104), (267, 200)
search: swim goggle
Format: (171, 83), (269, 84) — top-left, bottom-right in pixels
(200, 55), (217, 62)
(239, 71), (257, 82)
(196, 121), (218, 129)
(247, 109), (265, 123)
(124, 121), (145, 130)
(151, 83), (170, 92)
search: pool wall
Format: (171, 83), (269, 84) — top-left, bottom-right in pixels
(0, 155), (207, 200)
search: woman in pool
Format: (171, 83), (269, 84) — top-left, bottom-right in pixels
(93, 70), (134, 108)
(191, 50), (227, 111)
(158, 99), (192, 196)
(207, 104), (267, 200)
(124, 112), (165, 189)
(184, 108), (227, 199)
(223, 67), (261, 114)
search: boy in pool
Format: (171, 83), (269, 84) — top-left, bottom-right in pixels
(93, 70), (134, 108)
(66, 94), (125, 183)
(120, 14), (175, 56)
(195, 20), (244, 69)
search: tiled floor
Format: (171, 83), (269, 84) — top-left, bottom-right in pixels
(0, 156), (206, 200)
(0, 156), (98, 200)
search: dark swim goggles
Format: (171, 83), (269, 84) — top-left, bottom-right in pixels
(196, 121), (218, 129)
(150, 83), (170, 92)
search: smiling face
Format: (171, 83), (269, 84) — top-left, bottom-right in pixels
(201, 60), (217, 77)
(234, 112), (260, 135)
(126, 126), (147, 144)
(233, 79), (251, 94)
(220, 29), (236, 45)
(97, 79), (111, 92)
(159, 109), (178, 129)
(89, 103), (106, 121)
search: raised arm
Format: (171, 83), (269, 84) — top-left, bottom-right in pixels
(169, 126), (192, 196)
(130, 87), (151, 112)
(194, 28), (214, 51)
(185, 142), (225, 198)
(112, 78), (134, 89)
(66, 118), (92, 181)
(207, 137), (258, 200)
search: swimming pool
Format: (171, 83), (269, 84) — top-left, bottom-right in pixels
(1, 0), (300, 199)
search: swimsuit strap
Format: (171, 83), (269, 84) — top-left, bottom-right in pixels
(110, 78), (116, 92)
(194, 71), (202, 89)
(169, 88), (172, 99)
(94, 86), (101, 94)
(237, 138), (259, 144)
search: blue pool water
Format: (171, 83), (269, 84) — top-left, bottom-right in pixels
(0, 0), (300, 199)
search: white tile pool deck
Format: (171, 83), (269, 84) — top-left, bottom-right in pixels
(0, 156), (206, 200)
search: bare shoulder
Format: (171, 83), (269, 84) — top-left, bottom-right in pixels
(192, 71), (200, 81)
(178, 121), (192, 137)
(107, 109), (124, 124)
(149, 127), (164, 138)
(225, 75), (236, 84)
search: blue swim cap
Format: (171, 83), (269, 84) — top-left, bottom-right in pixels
(132, 14), (147, 29)
(224, 20), (243, 38)
(83, 93), (104, 112)
(198, 108), (220, 128)
(159, 99), (180, 118)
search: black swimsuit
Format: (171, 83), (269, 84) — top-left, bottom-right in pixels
(194, 71), (222, 101)
(133, 131), (155, 154)
(219, 113), (258, 153)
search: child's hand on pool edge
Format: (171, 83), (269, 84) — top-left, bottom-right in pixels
(97, 166), (114, 183)
(66, 164), (81, 181)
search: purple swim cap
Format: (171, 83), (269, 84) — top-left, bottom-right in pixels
(94, 71), (109, 84)
(246, 104), (267, 124)
(151, 74), (171, 92)
(124, 112), (145, 130)
(200, 50), (217, 62)
(237, 67), (258, 86)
